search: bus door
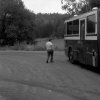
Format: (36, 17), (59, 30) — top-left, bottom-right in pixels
(80, 19), (85, 41)
(79, 19), (86, 63)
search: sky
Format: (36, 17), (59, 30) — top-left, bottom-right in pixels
(22, 0), (66, 14)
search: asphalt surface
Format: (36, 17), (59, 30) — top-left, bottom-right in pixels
(0, 51), (99, 100)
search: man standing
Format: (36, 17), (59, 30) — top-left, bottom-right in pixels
(46, 39), (54, 63)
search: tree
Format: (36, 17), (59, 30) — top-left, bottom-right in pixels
(0, 0), (36, 45)
(35, 13), (67, 38)
(61, 0), (90, 15)
(0, 0), (24, 42)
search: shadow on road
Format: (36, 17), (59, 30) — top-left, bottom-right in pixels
(68, 60), (100, 75)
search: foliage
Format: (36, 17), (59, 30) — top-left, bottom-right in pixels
(0, 0), (70, 46)
(61, 0), (91, 15)
(0, 0), (36, 46)
(61, 0), (100, 15)
(35, 13), (68, 38)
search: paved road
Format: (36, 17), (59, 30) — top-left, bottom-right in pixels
(0, 51), (100, 100)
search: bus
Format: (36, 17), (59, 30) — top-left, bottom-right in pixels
(64, 8), (100, 67)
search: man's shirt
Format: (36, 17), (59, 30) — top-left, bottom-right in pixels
(46, 41), (53, 50)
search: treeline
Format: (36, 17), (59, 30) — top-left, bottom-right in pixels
(0, 0), (68, 46)
(1, 0), (99, 46)
(35, 13), (68, 38)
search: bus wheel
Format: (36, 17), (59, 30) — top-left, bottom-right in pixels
(69, 50), (74, 63)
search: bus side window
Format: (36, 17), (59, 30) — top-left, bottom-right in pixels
(87, 14), (96, 34)
(73, 19), (79, 35)
(67, 21), (73, 35)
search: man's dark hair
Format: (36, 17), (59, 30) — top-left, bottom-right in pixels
(49, 39), (52, 41)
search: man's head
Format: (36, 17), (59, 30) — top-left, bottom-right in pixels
(49, 39), (52, 41)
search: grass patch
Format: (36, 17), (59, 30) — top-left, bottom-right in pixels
(0, 38), (64, 51)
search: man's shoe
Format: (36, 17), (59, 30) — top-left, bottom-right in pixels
(46, 61), (48, 63)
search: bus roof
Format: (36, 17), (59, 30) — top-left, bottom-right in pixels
(65, 9), (98, 23)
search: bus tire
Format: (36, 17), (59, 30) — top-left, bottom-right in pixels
(69, 49), (74, 64)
